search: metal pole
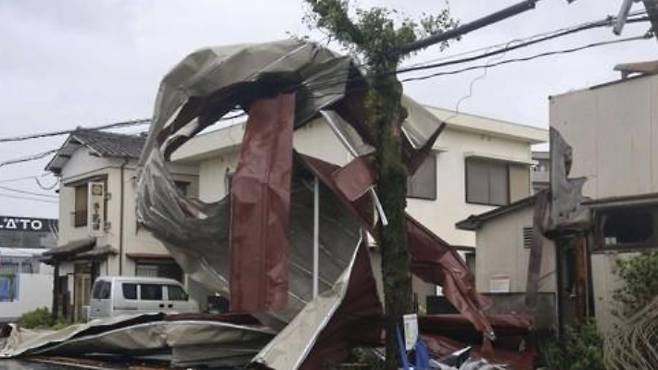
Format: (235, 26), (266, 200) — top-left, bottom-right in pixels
(313, 177), (320, 299)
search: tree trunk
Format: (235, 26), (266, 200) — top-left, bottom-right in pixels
(367, 65), (413, 370)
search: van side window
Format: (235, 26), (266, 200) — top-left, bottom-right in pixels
(122, 283), (137, 300)
(93, 281), (111, 299)
(167, 285), (187, 301)
(140, 284), (163, 300)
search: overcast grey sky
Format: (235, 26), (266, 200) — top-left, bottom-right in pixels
(1, 0), (656, 219)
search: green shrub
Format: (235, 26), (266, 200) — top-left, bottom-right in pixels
(17, 307), (69, 329)
(613, 251), (658, 317)
(541, 320), (604, 370)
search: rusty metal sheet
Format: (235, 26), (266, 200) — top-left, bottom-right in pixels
(230, 93), (295, 312)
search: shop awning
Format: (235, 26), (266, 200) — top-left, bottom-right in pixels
(42, 237), (96, 259)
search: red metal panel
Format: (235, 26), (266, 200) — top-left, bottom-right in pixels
(230, 93), (295, 312)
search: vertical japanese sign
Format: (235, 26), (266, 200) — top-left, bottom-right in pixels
(88, 182), (105, 236)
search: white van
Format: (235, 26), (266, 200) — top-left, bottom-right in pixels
(89, 276), (199, 319)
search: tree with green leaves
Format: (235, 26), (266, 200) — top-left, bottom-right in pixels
(303, 2), (458, 368)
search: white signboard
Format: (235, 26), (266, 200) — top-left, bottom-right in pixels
(403, 313), (418, 351)
(489, 274), (511, 293)
(88, 182), (105, 236)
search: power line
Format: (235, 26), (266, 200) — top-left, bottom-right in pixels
(0, 149), (58, 169)
(0, 118), (151, 143)
(300, 15), (651, 93)
(400, 33), (651, 83)
(0, 173), (50, 184)
(0, 193), (58, 204)
(0, 184), (58, 198)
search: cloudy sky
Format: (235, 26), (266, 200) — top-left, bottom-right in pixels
(0, 0), (656, 219)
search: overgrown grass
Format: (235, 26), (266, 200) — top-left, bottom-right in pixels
(17, 307), (71, 330)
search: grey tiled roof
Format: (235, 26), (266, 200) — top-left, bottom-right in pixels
(72, 130), (146, 159)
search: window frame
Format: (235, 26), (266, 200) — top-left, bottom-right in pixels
(464, 157), (511, 207)
(73, 185), (88, 227)
(122, 283), (138, 300)
(593, 205), (658, 251)
(407, 153), (437, 200)
(139, 283), (163, 301)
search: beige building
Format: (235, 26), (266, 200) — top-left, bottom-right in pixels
(172, 101), (547, 302)
(549, 71), (658, 332)
(456, 195), (556, 295)
(44, 130), (201, 321)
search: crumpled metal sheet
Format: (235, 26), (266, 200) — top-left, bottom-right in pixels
(0, 314), (165, 358)
(230, 93), (295, 312)
(139, 39), (356, 164)
(546, 127), (590, 234)
(137, 151), (363, 326)
(1, 315), (274, 368)
(253, 239), (382, 370)
(297, 154), (494, 338)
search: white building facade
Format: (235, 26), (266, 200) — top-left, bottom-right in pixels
(45, 130), (205, 321)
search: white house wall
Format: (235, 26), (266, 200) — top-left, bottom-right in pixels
(185, 118), (536, 248)
(550, 74), (658, 199)
(475, 206), (556, 294)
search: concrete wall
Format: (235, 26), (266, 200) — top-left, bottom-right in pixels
(0, 272), (53, 322)
(474, 206), (556, 294)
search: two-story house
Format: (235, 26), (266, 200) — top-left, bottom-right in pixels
(170, 99), (547, 304)
(44, 130), (201, 321)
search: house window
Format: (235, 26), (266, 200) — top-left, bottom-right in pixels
(407, 154), (437, 200)
(136, 261), (183, 282)
(597, 207), (656, 249)
(74, 185), (88, 227)
(0, 274), (17, 302)
(465, 158), (509, 206)
(174, 181), (189, 196)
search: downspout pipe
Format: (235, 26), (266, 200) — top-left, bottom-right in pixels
(118, 158), (129, 275)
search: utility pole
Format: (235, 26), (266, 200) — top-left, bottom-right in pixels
(395, 0), (540, 55)
(643, 0), (658, 41)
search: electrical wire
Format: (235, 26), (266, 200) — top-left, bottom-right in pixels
(34, 176), (60, 191)
(0, 149), (58, 169)
(0, 184), (57, 198)
(298, 15), (651, 93)
(0, 173), (50, 184)
(0, 118), (151, 143)
(0, 193), (58, 204)
(400, 33), (651, 83)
